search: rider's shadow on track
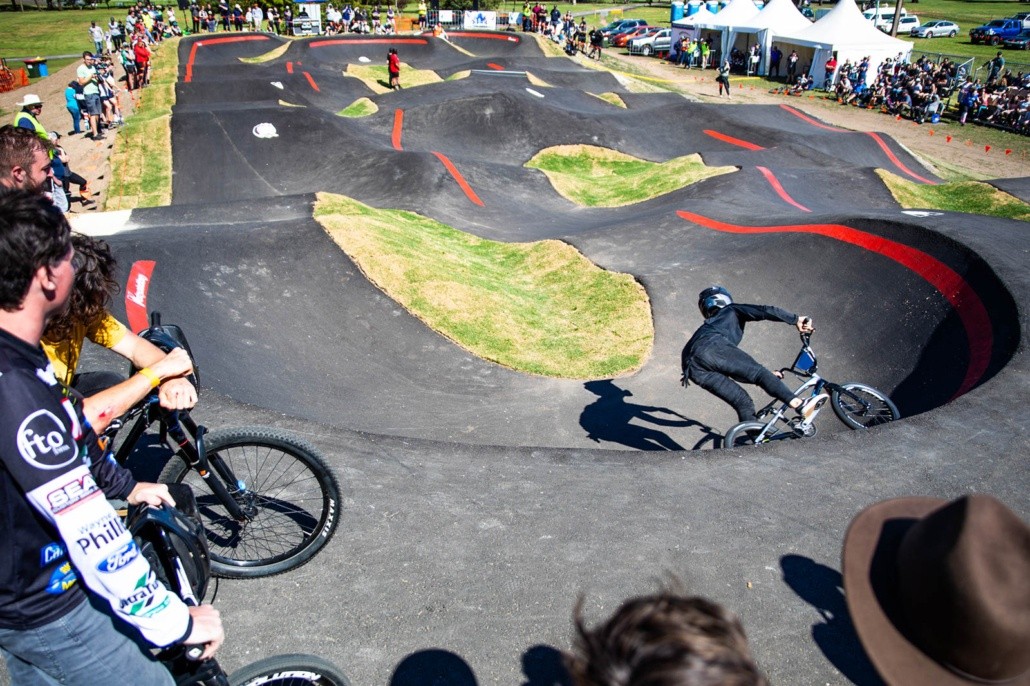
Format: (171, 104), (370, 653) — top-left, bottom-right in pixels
(579, 380), (720, 451)
(780, 555), (885, 686)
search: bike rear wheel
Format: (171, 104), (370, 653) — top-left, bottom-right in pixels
(831, 383), (900, 429)
(158, 427), (341, 579)
(723, 420), (798, 448)
(229, 654), (351, 686)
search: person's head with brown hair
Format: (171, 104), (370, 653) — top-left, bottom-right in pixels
(43, 233), (119, 343)
(565, 588), (768, 686)
(0, 125), (53, 192)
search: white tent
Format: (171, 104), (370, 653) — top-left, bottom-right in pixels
(671, 6), (720, 55)
(728, 0), (812, 76)
(686, 0), (761, 65)
(775, 0), (912, 86)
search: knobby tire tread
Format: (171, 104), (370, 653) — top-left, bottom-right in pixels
(158, 427), (341, 579)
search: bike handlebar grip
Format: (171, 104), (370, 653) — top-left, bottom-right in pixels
(185, 645), (205, 661)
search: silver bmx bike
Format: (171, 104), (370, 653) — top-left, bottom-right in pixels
(723, 333), (900, 448)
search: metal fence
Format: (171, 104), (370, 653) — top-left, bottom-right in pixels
(911, 50), (1030, 82)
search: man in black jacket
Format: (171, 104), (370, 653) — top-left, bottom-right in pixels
(682, 286), (816, 423)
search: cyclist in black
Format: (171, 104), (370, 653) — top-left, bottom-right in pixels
(682, 286), (816, 423)
(0, 190), (223, 684)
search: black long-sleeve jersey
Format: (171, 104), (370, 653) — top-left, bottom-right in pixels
(682, 303), (798, 369)
(0, 327), (190, 646)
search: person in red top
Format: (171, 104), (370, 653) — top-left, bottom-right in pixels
(388, 48), (401, 91)
(133, 38), (152, 88)
(824, 54), (838, 87)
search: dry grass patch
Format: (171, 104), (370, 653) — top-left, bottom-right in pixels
(106, 38), (180, 210)
(877, 169), (1030, 221)
(346, 63), (443, 93)
(593, 92), (626, 108)
(338, 97), (378, 117)
(314, 192), (653, 378)
(527, 144), (737, 207)
(240, 42), (291, 63)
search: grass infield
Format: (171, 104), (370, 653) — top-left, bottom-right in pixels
(877, 169), (1030, 221)
(314, 192), (654, 379)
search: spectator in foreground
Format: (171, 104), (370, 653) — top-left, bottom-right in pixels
(0, 125), (54, 193)
(565, 587), (768, 686)
(843, 493), (1029, 685)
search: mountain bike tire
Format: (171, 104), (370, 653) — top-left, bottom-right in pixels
(723, 421), (797, 448)
(229, 654), (351, 686)
(831, 383), (900, 430)
(158, 427), (340, 579)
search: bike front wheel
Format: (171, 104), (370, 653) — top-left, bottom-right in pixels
(229, 654), (351, 686)
(831, 383), (900, 429)
(723, 420), (797, 448)
(159, 427), (341, 579)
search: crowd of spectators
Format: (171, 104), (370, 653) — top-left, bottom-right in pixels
(779, 52), (1030, 136)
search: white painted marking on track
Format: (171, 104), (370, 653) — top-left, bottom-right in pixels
(358, 56), (371, 63)
(252, 123), (279, 138)
(525, 88), (544, 98)
(68, 210), (135, 236)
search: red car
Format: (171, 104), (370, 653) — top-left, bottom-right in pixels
(611, 25), (659, 48)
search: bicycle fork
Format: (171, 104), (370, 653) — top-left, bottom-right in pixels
(164, 414), (253, 523)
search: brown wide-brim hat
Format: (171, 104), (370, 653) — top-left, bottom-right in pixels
(842, 495), (1030, 686)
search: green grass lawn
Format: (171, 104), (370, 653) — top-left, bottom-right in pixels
(314, 192), (654, 378)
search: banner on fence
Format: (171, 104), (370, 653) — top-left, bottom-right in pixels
(463, 10), (497, 30)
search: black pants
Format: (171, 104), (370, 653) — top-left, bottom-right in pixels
(687, 340), (796, 422)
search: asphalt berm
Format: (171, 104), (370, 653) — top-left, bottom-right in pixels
(28, 31), (1030, 686)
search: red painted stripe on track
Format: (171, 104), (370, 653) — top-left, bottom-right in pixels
(864, 131), (936, 185)
(303, 71), (320, 92)
(125, 261), (156, 333)
(286, 61), (294, 73)
(703, 129), (764, 151)
(448, 32), (520, 41)
(431, 151), (484, 207)
(755, 167), (811, 212)
(675, 211), (992, 399)
(486, 62), (505, 70)
(779, 104), (936, 185)
(392, 109), (404, 150)
(310, 38), (429, 47)
(183, 35), (269, 83)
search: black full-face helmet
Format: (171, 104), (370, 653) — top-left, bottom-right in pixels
(698, 285), (732, 318)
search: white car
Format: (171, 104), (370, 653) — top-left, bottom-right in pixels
(629, 28), (672, 56)
(911, 20), (960, 38)
(879, 15), (920, 34)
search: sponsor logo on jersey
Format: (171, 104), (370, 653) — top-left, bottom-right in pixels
(45, 562), (77, 594)
(35, 364), (58, 387)
(17, 410), (76, 470)
(97, 540), (140, 574)
(40, 542), (65, 567)
(46, 474), (99, 514)
(74, 511), (127, 554)
(121, 571), (161, 615)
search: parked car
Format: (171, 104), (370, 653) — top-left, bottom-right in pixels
(878, 15), (920, 34)
(910, 20), (960, 38)
(599, 19), (647, 40)
(629, 28), (672, 56)
(1002, 28), (1030, 49)
(970, 19), (1024, 45)
(611, 26), (659, 49)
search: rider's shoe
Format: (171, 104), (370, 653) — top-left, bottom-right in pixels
(797, 393), (829, 421)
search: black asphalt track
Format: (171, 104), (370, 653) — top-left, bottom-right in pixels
(25, 31), (1026, 686)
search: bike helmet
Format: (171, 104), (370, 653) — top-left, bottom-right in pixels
(698, 285), (732, 318)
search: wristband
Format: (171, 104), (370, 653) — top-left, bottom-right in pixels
(138, 367), (161, 388)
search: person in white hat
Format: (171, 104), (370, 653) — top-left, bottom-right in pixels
(13, 94), (45, 140)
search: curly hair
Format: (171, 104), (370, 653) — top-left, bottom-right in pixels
(0, 188), (71, 311)
(42, 233), (119, 342)
(565, 589), (769, 686)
